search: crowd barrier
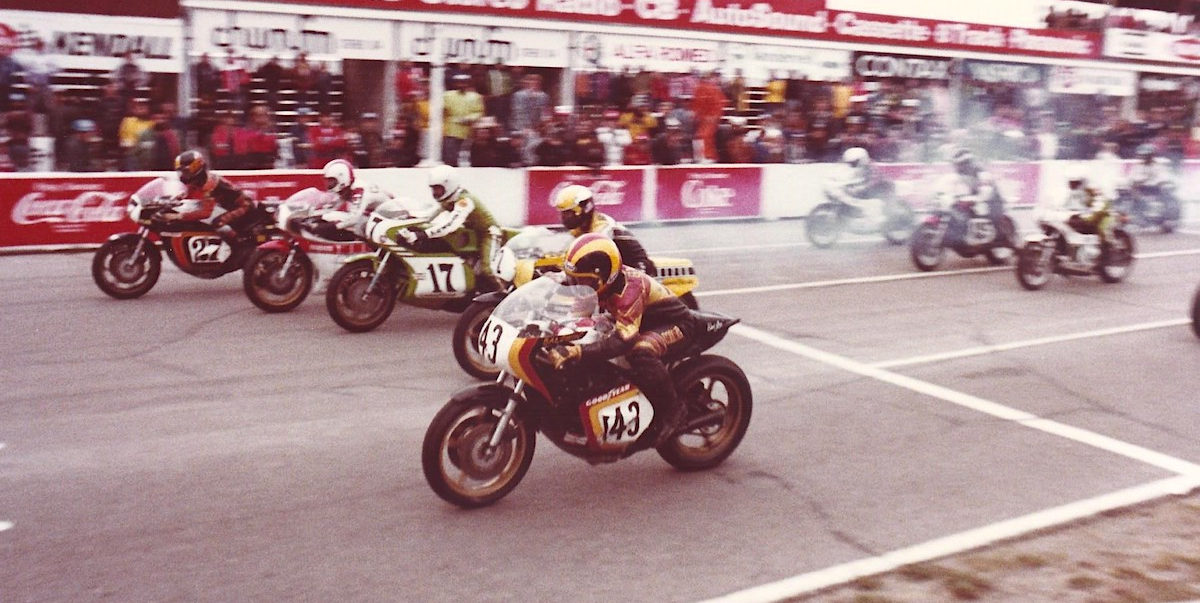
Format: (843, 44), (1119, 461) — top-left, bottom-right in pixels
(2, 160), (1198, 251)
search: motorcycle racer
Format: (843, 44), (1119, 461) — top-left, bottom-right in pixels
(824, 147), (891, 228)
(936, 148), (1014, 245)
(545, 233), (693, 447)
(1063, 170), (1112, 251)
(552, 183), (655, 275)
(167, 149), (262, 241)
(396, 164), (503, 290)
(304, 158), (396, 241)
(1122, 143), (1176, 218)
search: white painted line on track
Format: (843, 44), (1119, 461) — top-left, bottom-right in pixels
(695, 247), (1200, 298)
(0, 521), (11, 532)
(731, 323), (1200, 475)
(872, 318), (1192, 369)
(700, 474), (1200, 603)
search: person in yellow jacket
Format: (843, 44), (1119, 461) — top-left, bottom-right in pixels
(442, 73), (484, 166)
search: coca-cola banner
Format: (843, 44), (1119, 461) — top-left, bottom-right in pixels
(526, 168), (645, 227)
(655, 166), (762, 221)
(0, 172), (323, 249)
(874, 162), (1041, 211)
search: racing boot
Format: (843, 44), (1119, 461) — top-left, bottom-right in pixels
(630, 351), (686, 448)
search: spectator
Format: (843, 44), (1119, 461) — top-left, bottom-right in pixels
(4, 93), (34, 171)
(63, 119), (102, 172)
(753, 129), (786, 163)
(692, 70), (728, 161)
(533, 123), (571, 166)
(136, 108), (183, 171)
(395, 59), (422, 104)
(0, 44), (22, 113)
(622, 133), (652, 165)
(385, 117), (422, 168)
(207, 110), (238, 170)
(313, 62), (334, 110)
(442, 73), (483, 166)
(117, 98), (154, 170)
(15, 38), (58, 115)
(725, 68), (748, 115)
(618, 101), (658, 140)
(112, 51), (148, 107)
(307, 111), (349, 169)
(487, 60), (515, 131)
(506, 130), (532, 168)
(96, 82), (125, 167)
(650, 118), (691, 165)
(292, 53), (315, 106)
(509, 73), (550, 135)
(219, 52), (249, 113)
(289, 107), (315, 167)
(354, 112), (385, 168)
(721, 118), (754, 163)
(468, 116), (511, 167)
(764, 70), (787, 114)
(254, 55), (285, 109)
(234, 104), (278, 169)
(572, 121), (606, 169)
(610, 66), (633, 110)
(595, 109), (631, 166)
(194, 53), (220, 102)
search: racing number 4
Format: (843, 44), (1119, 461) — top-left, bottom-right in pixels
(426, 263), (457, 293)
(600, 402), (641, 441)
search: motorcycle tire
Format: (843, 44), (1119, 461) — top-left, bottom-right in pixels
(422, 387), (536, 509)
(658, 355), (753, 471)
(325, 259), (398, 333)
(984, 246), (1013, 266)
(909, 225), (945, 272)
(1016, 243), (1052, 291)
(1191, 284), (1200, 339)
(242, 247), (313, 313)
(883, 203), (916, 245)
(1098, 230), (1136, 284)
(92, 236), (162, 299)
(805, 204), (843, 249)
(453, 300), (503, 381)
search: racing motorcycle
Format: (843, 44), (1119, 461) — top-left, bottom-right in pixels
(805, 183), (915, 248)
(242, 187), (370, 313)
(451, 226), (701, 381)
(324, 201), (516, 332)
(422, 276), (752, 508)
(1016, 206), (1135, 291)
(92, 177), (279, 300)
(910, 194), (1016, 271)
(1113, 183), (1181, 234)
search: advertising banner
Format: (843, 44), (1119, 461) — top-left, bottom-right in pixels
(189, 9), (393, 61)
(852, 52), (955, 80)
(0, 9), (183, 73)
(526, 168), (644, 227)
(962, 60), (1044, 85)
(0, 172), (323, 249)
(1105, 29), (1200, 65)
(655, 166), (762, 221)
(875, 162), (1040, 211)
(399, 22), (568, 67)
(574, 32), (721, 73)
(1046, 65), (1138, 96)
(726, 43), (850, 83)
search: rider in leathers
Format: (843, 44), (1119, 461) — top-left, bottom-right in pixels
(303, 158), (396, 242)
(824, 147), (892, 229)
(546, 233), (693, 447)
(1063, 171), (1112, 251)
(169, 149), (262, 242)
(1124, 143), (1175, 217)
(935, 148), (1014, 246)
(552, 183), (655, 275)
(396, 164), (503, 289)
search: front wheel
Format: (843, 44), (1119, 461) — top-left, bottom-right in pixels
(422, 389), (536, 508)
(909, 225), (945, 272)
(882, 202), (916, 245)
(658, 355), (753, 471)
(325, 259), (398, 332)
(243, 247), (313, 313)
(92, 236), (162, 299)
(453, 300), (502, 381)
(1016, 243), (1052, 291)
(805, 205), (843, 249)
(1098, 230), (1136, 284)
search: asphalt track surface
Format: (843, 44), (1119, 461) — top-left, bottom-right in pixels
(2, 219), (1199, 602)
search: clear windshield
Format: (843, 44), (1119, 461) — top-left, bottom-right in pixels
(505, 227), (574, 259)
(285, 187), (338, 213)
(132, 177), (185, 204)
(491, 275), (599, 337)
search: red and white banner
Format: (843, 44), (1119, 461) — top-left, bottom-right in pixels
(0, 172), (323, 249)
(656, 166), (762, 221)
(1105, 29), (1200, 65)
(875, 162), (1041, 211)
(0, 10), (184, 73)
(525, 168), (645, 227)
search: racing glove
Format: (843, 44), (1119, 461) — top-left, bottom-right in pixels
(215, 225), (237, 241)
(545, 344), (582, 370)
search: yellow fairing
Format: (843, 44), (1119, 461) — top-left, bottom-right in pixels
(652, 257), (698, 297)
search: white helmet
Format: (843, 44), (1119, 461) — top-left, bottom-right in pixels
(1066, 168), (1087, 190)
(323, 159), (355, 195)
(428, 164), (461, 202)
(842, 147), (870, 168)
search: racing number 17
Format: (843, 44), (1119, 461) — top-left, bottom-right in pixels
(426, 263), (456, 292)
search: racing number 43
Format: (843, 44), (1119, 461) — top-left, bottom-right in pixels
(601, 402), (641, 441)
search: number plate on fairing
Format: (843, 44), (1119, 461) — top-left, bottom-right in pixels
(187, 235), (231, 264)
(406, 256), (469, 297)
(964, 218), (996, 246)
(582, 384), (654, 451)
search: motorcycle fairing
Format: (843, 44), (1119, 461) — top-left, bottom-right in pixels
(580, 383), (654, 452)
(162, 231), (234, 276)
(963, 218), (997, 247)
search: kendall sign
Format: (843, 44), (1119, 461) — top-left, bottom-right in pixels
(0, 10), (182, 73)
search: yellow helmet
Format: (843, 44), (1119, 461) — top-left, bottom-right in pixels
(552, 184), (595, 231)
(562, 233), (622, 294)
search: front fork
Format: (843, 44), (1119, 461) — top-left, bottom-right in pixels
(276, 242), (300, 279)
(124, 228), (152, 270)
(364, 250), (392, 296)
(487, 381), (524, 450)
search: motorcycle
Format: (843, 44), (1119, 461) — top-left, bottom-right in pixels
(805, 182), (915, 248)
(242, 187), (371, 313)
(910, 194), (1016, 271)
(1113, 183), (1181, 234)
(422, 276), (752, 508)
(92, 177), (279, 300)
(1016, 207), (1135, 291)
(451, 226), (701, 381)
(324, 201), (517, 333)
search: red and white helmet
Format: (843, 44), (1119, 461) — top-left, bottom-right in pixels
(323, 159), (355, 195)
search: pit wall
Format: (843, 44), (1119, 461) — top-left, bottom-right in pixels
(3, 160), (1196, 251)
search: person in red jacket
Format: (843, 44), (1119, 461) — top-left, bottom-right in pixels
(306, 111), (349, 169)
(690, 70), (728, 162)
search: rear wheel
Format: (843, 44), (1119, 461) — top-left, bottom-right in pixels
(882, 202), (915, 245)
(243, 247), (313, 313)
(909, 225), (945, 272)
(1016, 243), (1052, 291)
(985, 246), (1013, 265)
(325, 259), (398, 332)
(422, 390), (535, 508)
(453, 300), (502, 381)
(805, 205), (842, 249)
(1098, 230), (1135, 284)
(658, 355), (752, 471)
(92, 236), (161, 299)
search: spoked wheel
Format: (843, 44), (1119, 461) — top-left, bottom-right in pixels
(1098, 230), (1136, 284)
(422, 391), (536, 508)
(909, 225), (945, 272)
(805, 205), (842, 249)
(658, 355), (752, 471)
(325, 259), (398, 332)
(91, 236), (162, 299)
(453, 300), (502, 381)
(1016, 243), (1053, 291)
(243, 247), (313, 313)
